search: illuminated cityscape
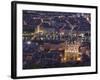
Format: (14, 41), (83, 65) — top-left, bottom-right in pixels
(23, 10), (91, 69)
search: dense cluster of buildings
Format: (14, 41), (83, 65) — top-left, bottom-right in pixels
(23, 10), (91, 69)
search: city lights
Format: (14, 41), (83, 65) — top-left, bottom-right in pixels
(23, 10), (91, 69)
(35, 25), (44, 33)
(27, 41), (31, 45)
